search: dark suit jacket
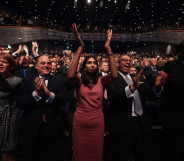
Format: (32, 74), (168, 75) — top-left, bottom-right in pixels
(142, 66), (157, 81)
(162, 59), (184, 135)
(13, 66), (38, 79)
(107, 73), (158, 136)
(16, 74), (67, 144)
(63, 75), (76, 112)
(99, 72), (109, 113)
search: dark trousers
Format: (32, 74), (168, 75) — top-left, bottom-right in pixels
(23, 123), (56, 161)
(162, 127), (184, 161)
(109, 117), (150, 161)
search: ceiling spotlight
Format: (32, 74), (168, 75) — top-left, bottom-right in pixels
(75, 0), (77, 1)
(128, 1), (130, 3)
(127, 46), (129, 47)
(114, 0), (117, 3)
(87, 0), (91, 3)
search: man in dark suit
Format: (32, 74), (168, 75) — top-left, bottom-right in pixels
(50, 61), (62, 79)
(107, 55), (167, 161)
(142, 57), (157, 80)
(16, 55), (67, 161)
(99, 61), (109, 115)
(162, 41), (184, 161)
(12, 43), (39, 78)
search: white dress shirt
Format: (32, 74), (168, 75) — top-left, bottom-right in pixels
(118, 71), (163, 117)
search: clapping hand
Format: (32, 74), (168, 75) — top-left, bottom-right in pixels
(130, 69), (143, 91)
(32, 42), (37, 50)
(16, 44), (23, 54)
(42, 78), (51, 98)
(34, 77), (51, 97)
(72, 23), (84, 48)
(154, 71), (168, 91)
(34, 77), (43, 96)
(105, 29), (113, 54)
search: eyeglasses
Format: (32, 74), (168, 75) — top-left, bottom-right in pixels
(121, 58), (132, 63)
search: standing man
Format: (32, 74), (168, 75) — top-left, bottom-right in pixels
(162, 41), (184, 161)
(16, 55), (67, 161)
(143, 58), (157, 80)
(107, 55), (167, 161)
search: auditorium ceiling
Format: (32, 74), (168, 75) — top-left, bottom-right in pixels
(0, 0), (183, 27)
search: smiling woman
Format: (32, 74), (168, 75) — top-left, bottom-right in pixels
(0, 52), (22, 161)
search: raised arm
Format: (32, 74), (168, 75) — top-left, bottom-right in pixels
(68, 23), (84, 86)
(32, 42), (39, 57)
(12, 44), (23, 57)
(102, 29), (118, 86)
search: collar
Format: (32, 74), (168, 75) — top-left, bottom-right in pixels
(39, 75), (50, 80)
(118, 71), (130, 78)
(102, 72), (108, 76)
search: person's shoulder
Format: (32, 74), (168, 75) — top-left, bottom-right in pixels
(11, 76), (22, 82)
(23, 74), (38, 81)
(50, 74), (63, 82)
(165, 59), (182, 67)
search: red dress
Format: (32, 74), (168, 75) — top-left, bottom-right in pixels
(72, 74), (113, 161)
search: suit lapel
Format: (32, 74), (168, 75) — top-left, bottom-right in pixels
(117, 73), (128, 86)
(47, 75), (54, 90)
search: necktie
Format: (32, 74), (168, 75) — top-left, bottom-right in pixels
(124, 75), (143, 116)
(23, 69), (26, 77)
(41, 77), (47, 123)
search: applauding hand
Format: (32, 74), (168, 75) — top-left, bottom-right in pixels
(130, 69), (143, 91)
(105, 29), (113, 54)
(34, 77), (43, 96)
(72, 23), (84, 48)
(154, 71), (168, 91)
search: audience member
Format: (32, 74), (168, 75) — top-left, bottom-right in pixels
(68, 24), (117, 161)
(162, 41), (184, 161)
(0, 53), (22, 161)
(107, 54), (167, 161)
(16, 55), (67, 160)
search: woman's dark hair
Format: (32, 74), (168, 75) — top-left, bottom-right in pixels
(81, 55), (99, 85)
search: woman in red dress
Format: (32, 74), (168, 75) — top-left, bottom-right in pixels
(68, 23), (117, 161)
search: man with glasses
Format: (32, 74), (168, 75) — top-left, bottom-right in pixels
(107, 55), (167, 161)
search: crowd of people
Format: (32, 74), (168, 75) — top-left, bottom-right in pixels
(1, 8), (184, 33)
(0, 22), (184, 161)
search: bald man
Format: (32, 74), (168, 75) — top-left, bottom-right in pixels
(16, 56), (67, 161)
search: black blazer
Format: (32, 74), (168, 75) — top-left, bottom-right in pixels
(162, 59), (184, 135)
(142, 66), (157, 80)
(13, 66), (38, 79)
(16, 74), (67, 144)
(107, 73), (158, 136)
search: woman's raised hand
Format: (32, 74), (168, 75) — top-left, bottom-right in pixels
(72, 23), (84, 48)
(105, 29), (112, 54)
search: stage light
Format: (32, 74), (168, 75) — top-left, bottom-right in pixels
(114, 0), (117, 3)
(87, 0), (91, 3)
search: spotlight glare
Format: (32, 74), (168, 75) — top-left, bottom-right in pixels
(87, 0), (91, 3)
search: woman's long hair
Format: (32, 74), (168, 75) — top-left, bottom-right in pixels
(81, 55), (99, 85)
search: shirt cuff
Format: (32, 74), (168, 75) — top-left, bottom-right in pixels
(125, 86), (134, 98)
(46, 92), (55, 103)
(12, 52), (20, 57)
(153, 86), (163, 97)
(33, 53), (39, 57)
(32, 91), (42, 101)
